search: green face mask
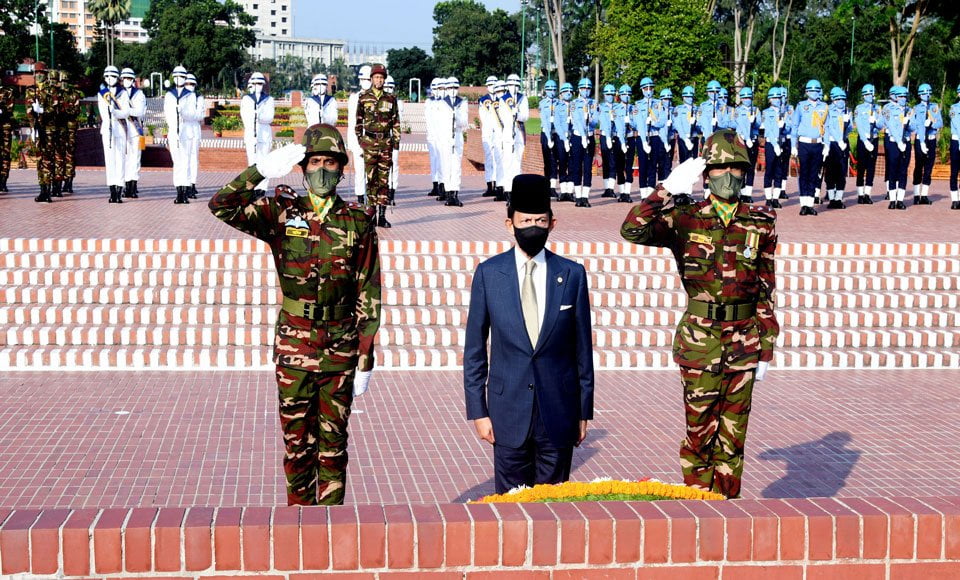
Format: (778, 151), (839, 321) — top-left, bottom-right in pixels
(305, 167), (340, 197)
(708, 171), (744, 200)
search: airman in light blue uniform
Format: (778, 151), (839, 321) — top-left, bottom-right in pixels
(790, 79), (829, 215)
(598, 83), (621, 198)
(633, 77), (667, 198)
(854, 84), (879, 204)
(674, 86), (699, 163)
(570, 78), (596, 207)
(823, 87), (854, 209)
(540, 80), (560, 196)
(555, 82), (574, 201)
(761, 87), (786, 207)
(776, 87), (793, 199)
(950, 84), (960, 209)
(735, 87), (761, 202)
(910, 83), (943, 204)
(619, 85), (637, 199)
(880, 85), (911, 209)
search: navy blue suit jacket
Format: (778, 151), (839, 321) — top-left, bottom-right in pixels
(464, 248), (595, 449)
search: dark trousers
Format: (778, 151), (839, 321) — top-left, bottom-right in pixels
(951, 140), (960, 191)
(641, 136), (665, 187)
(885, 137), (910, 189)
(744, 141), (759, 187)
(678, 136), (699, 164)
(584, 136), (595, 187)
(778, 144), (791, 186)
(824, 142), (849, 191)
(541, 133), (557, 180)
(556, 137), (570, 183)
(569, 136), (586, 186)
(600, 136), (615, 181)
(493, 397), (574, 494)
(797, 142), (824, 197)
(855, 138), (878, 187)
(912, 138), (937, 186)
(623, 136), (637, 183)
(763, 142), (781, 188)
(653, 136), (673, 182)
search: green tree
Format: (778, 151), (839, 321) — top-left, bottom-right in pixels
(594, 0), (729, 92)
(88, 0), (132, 67)
(0, 0), (46, 69)
(386, 46), (436, 99)
(432, 0), (522, 85)
(140, 0), (254, 87)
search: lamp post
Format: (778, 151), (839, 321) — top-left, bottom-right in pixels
(34, 0), (41, 63)
(520, 0), (528, 85)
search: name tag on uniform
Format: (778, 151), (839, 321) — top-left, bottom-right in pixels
(689, 233), (713, 244)
(286, 227), (308, 238)
(285, 216), (310, 238)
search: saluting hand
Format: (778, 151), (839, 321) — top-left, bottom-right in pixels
(256, 143), (306, 179)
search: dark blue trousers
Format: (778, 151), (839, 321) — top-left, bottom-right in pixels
(797, 142), (824, 197)
(653, 136), (673, 181)
(493, 396), (574, 494)
(678, 136), (699, 164)
(623, 136), (636, 184)
(745, 141), (759, 187)
(913, 138), (937, 186)
(541, 133), (557, 180)
(856, 139), (878, 187)
(600, 136), (615, 181)
(569, 136), (586, 186)
(763, 142), (781, 188)
(824, 142), (849, 191)
(885, 137), (911, 189)
(951, 140), (960, 191)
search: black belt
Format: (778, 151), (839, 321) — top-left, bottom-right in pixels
(282, 297), (353, 321)
(363, 130), (387, 139)
(686, 299), (757, 321)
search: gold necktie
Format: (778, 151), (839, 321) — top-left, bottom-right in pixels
(521, 260), (539, 347)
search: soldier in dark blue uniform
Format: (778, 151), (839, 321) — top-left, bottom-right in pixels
(854, 84), (879, 204)
(910, 83), (943, 205)
(790, 80), (828, 215)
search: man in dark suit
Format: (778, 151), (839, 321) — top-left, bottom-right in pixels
(464, 174), (595, 494)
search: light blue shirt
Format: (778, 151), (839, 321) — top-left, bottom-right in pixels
(673, 103), (697, 139)
(633, 97), (667, 145)
(951, 103), (960, 140)
(735, 103), (760, 141)
(539, 96), (557, 136)
(571, 97), (593, 138)
(697, 98), (721, 139)
(880, 102), (909, 144)
(658, 101), (673, 143)
(791, 98), (829, 148)
(911, 101), (943, 141)
(854, 101), (880, 141)
(824, 103), (853, 144)
(761, 105), (784, 144)
(554, 99), (571, 143)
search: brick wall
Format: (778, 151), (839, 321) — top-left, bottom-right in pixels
(2, 497), (959, 578)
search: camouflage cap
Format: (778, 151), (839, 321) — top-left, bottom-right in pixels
(702, 129), (750, 169)
(370, 63), (387, 77)
(302, 123), (349, 166)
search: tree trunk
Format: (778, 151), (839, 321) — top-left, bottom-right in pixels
(889, 0), (927, 86)
(732, 4), (756, 90)
(771, 0), (793, 82)
(543, 0), (565, 86)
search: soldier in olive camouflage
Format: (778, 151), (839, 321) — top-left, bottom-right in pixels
(210, 124), (382, 506)
(355, 63), (400, 228)
(620, 129), (779, 498)
(0, 86), (15, 193)
(57, 72), (82, 193)
(26, 66), (59, 201)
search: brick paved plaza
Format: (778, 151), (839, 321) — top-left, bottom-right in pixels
(2, 166), (959, 511)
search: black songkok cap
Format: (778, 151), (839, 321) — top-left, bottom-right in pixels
(510, 174), (551, 214)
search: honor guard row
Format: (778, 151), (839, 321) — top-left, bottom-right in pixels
(473, 74), (529, 204)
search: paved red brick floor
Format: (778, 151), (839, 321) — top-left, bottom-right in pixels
(1, 167), (958, 243)
(1, 368), (958, 508)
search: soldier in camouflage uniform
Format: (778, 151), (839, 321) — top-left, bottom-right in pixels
(210, 124), (382, 506)
(26, 64), (58, 202)
(355, 63), (400, 228)
(620, 129), (780, 498)
(0, 85), (15, 193)
(58, 71), (83, 193)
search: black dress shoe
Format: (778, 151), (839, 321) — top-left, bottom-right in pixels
(862, 195), (873, 205)
(602, 189), (615, 198)
(918, 197), (931, 205)
(951, 201), (960, 210)
(799, 206), (817, 216)
(581, 198), (591, 208)
(739, 195), (753, 204)
(779, 191), (788, 199)
(617, 193), (633, 203)
(897, 201), (907, 210)
(888, 201), (896, 209)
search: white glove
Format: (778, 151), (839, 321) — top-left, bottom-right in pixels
(822, 144), (830, 160)
(605, 137), (612, 150)
(564, 140), (571, 153)
(863, 139), (874, 152)
(683, 138), (694, 151)
(547, 138), (554, 149)
(898, 141), (906, 153)
(255, 143), (306, 179)
(353, 369), (372, 397)
(791, 146), (799, 157)
(843, 113), (851, 123)
(839, 141), (847, 151)
(755, 361), (769, 382)
(712, 117), (718, 128)
(773, 144), (782, 157)
(924, 118), (932, 127)
(745, 138), (754, 149)
(581, 136), (588, 149)
(667, 119), (673, 127)
(663, 140), (671, 152)
(621, 142), (628, 154)
(777, 119), (785, 129)
(646, 116), (653, 126)
(661, 157), (706, 196)
(642, 141), (652, 155)
(32, 102), (44, 114)
(920, 141), (928, 155)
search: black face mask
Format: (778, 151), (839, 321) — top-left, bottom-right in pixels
(514, 225), (550, 257)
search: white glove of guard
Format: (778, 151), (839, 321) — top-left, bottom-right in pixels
(683, 138), (694, 151)
(353, 369), (372, 397)
(646, 116), (653, 126)
(664, 140), (671, 152)
(791, 146), (799, 157)
(564, 140), (571, 153)
(924, 118), (932, 127)
(621, 142), (628, 154)
(32, 102), (44, 114)
(839, 140), (847, 151)
(822, 144), (830, 160)
(755, 361), (769, 382)
(777, 119), (785, 129)
(661, 157), (706, 196)
(773, 144), (782, 157)
(605, 137), (613, 150)
(920, 141), (928, 155)
(667, 119), (673, 127)
(712, 117), (718, 128)
(898, 141), (906, 153)
(642, 141), (652, 155)
(864, 139), (874, 152)
(581, 136), (588, 149)
(255, 144), (306, 179)
(746, 138), (754, 149)
(843, 113), (851, 123)
(547, 138), (554, 149)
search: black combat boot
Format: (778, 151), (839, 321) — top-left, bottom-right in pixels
(123, 181), (135, 198)
(0, 175), (7, 192)
(494, 186), (506, 202)
(437, 183), (448, 202)
(52, 181), (63, 197)
(377, 205), (391, 228)
(779, 190), (788, 199)
(188, 184), (198, 199)
(445, 190), (463, 207)
(357, 195), (365, 205)
(550, 187), (559, 199)
(617, 192), (633, 203)
(62, 178), (73, 193)
(602, 188), (615, 198)
(429, 181), (439, 197)
(35, 184), (52, 203)
(130, 181), (139, 198)
(387, 188), (396, 205)
(174, 186), (188, 204)
(951, 201), (960, 210)
(483, 182), (494, 197)
(739, 195), (753, 204)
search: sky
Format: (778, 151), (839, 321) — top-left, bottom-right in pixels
(292, 0), (521, 52)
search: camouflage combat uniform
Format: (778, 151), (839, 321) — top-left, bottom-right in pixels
(58, 74), (82, 191)
(355, 86), (400, 209)
(209, 140), (382, 505)
(26, 81), (54, 191)
(620, 143), (779, 498)
(0, 86), (15, 192)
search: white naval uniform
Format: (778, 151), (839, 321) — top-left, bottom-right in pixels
(240, 91), (275, 190)
(497, 92), (529, 192)
(163, 86), (196, 187)
(121, 86), (147, 183)
(99, 86), (129, 187)
(304, 93), (338, 127)
(346, 91), (366, 197)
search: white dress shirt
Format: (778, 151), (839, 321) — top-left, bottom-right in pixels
(514, 247), (547, 332)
